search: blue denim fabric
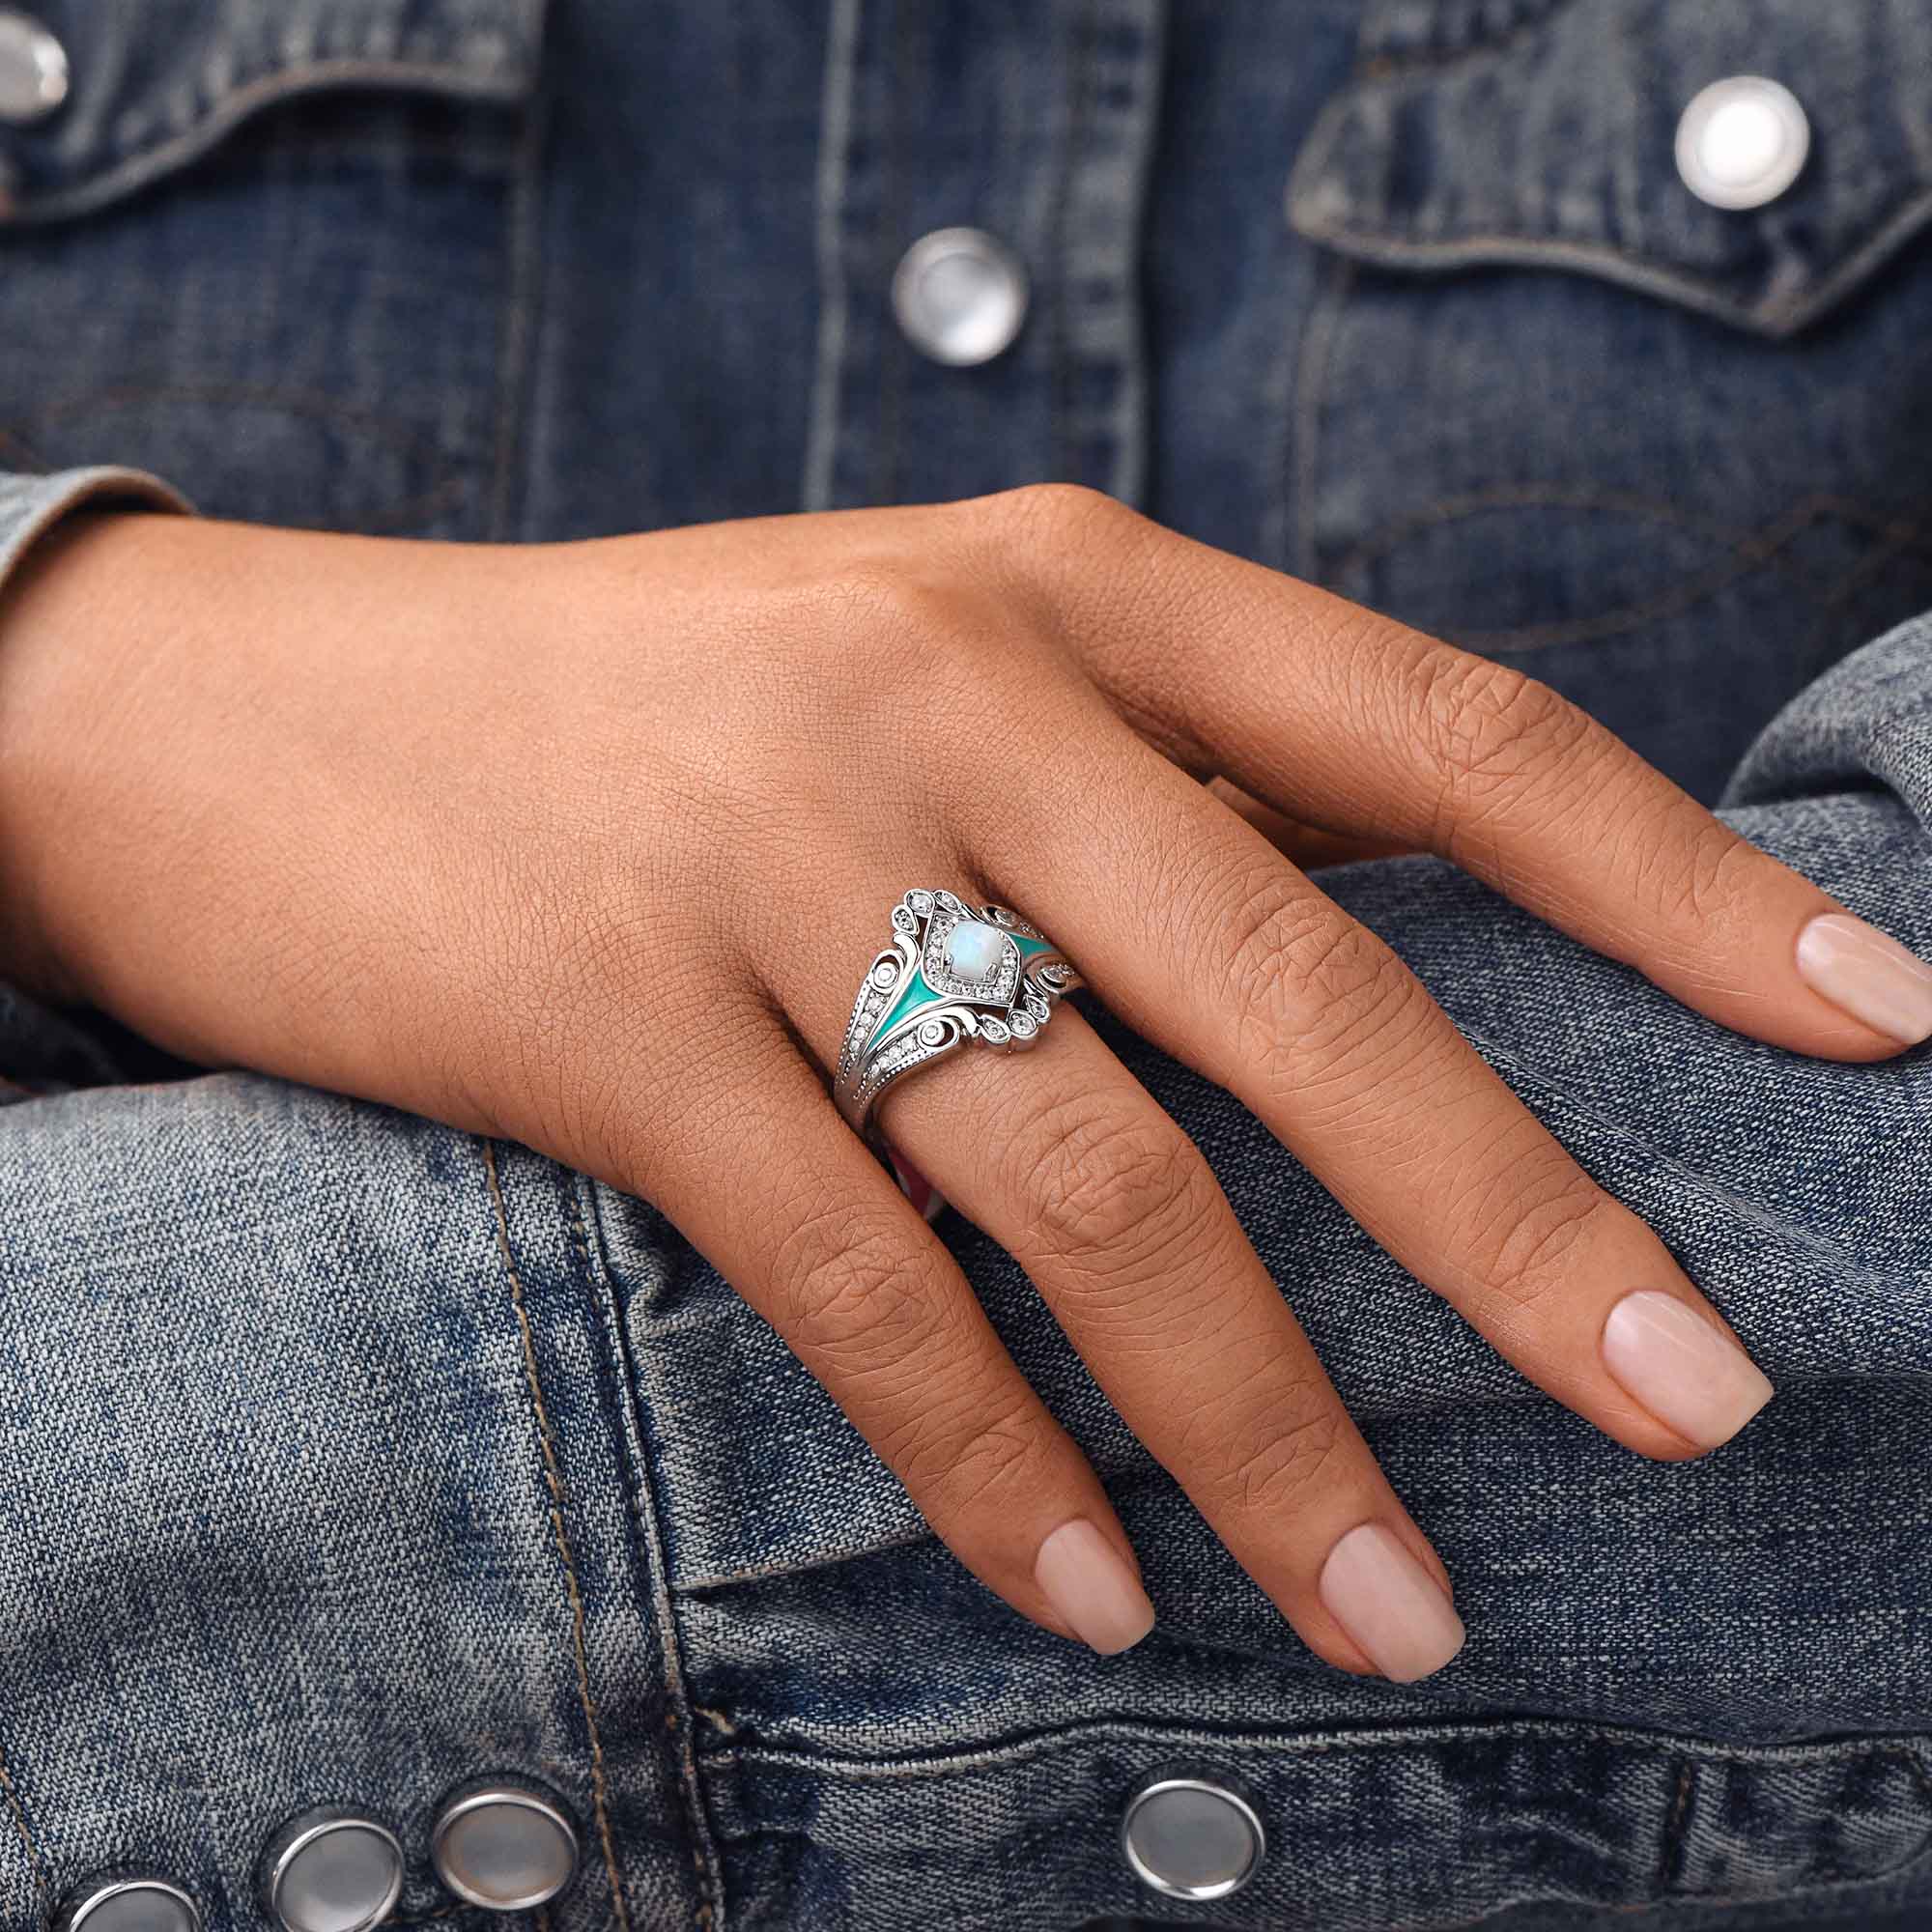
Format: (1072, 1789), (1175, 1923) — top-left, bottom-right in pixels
(2, 2), (1931, 1929)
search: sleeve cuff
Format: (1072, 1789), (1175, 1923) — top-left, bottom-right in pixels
(0, 465), (195, 603)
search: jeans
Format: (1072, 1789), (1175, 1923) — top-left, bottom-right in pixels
(0, 612), (1926, 1929)
(3, 0), (1932, 1925)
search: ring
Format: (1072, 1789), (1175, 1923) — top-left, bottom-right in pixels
(833, 889), (1080, 1139)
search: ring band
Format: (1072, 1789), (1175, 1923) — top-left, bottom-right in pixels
(833, 889), (1080, 1139)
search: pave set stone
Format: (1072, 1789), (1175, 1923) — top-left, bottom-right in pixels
(920, 902), (1021, 1005)
(838, 891), (1072, 1123)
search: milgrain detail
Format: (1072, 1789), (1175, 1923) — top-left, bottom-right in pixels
(0, 1739), (48, 1897)
(481, 1140), (634, 1932)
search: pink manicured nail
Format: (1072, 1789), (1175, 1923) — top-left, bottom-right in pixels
(1318, 1523), (1465, 1683)
(1034, 1520), (1155, 1655)
(1602, 1291), (1773, 1449)
(1796, 914), (1932, 1046)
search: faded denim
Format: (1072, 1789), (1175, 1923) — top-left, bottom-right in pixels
(2, 2), (1931, 1928)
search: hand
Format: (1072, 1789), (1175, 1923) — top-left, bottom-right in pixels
(6, 486), (1927, 1679)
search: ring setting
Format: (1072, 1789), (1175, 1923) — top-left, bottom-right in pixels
(834, 889), (1079, 1136)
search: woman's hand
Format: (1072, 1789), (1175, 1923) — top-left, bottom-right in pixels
(6, 485), (1928, 1678)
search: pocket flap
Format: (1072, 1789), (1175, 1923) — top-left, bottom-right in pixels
(1286, 0), (1932, 339)
(0, 0), (544, 224)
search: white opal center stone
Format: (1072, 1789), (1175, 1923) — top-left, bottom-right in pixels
(945, 920), (1008, 986)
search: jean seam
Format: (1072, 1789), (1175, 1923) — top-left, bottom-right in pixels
(1330, 490), (1932, 655)
(480, 1141), (633, 1932)
(1354, 0), (1577, 79)
(1656, 1757), (1695, 1892)
(575, 1175), (730, 1931)
(1463, 1025), (1930, 1293)
(1046, 0), (1093, 485)
(488, 71), (550, 541)
(1289, 254), (1352, 582)
(0, 1741), (47, 1900)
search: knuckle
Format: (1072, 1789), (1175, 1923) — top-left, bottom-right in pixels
(1411, 652), (1595, 827)
(1473, 1164), (1619, 1310)
(1195, 1395), (1348, 1521)
(1016, 1093), (1219, 1284)
(881, 1391), (1047, 1521)
(1654, 804), (1759, 938)
(985, 480), (1136, 545)
(764, 1202), (940, 1367)
(1217, 869), (1425, 1087)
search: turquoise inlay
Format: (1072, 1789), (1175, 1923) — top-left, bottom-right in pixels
(870, 967), (941, 1050)
(1011, 932), (1058, 960)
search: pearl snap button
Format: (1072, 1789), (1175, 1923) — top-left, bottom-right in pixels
(50, 1870), (201, 1932)
(257, 1806), (405, 1932)
(0, 9), (68, 125)
(1121, 1765), (1265, 1901)
(892, 227), (1028, 367)
(431, 1776), (580, 1913)
(1675, 75), (1809, 211)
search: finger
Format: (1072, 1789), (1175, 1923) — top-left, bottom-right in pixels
(994, 487), (1932, 1061)
(1207, 775), (1414, 869)
(874, 999), (1467, 1683)
(645, 1039), (1156, 1656)
(998, 744), (1775, 1464)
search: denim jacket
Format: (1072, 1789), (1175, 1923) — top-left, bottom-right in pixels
(2, 4), (1931, 1930)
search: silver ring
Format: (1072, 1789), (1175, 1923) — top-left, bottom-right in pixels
(834, 889), (1080, 1139)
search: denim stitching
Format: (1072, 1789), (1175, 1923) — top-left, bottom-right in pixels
(801, 0), (864, 512)
(480, 1142), (633, 1932)
(0, 1742), (47, 1897)
(720, 1710), (1932, 1783)
(0, 58), (534, 228)
(488, 76), (550, 541)
(1046, 0), (1093, 485)
(7, 383), (463, 462)
(1657, 1757), (1695, 1891)
(1290, 255), (1353, 582)
(1326, 490), (1932, 654)
(574, 1174), (729, 1929)
(1335, 490), (1932, 586)
(1354, 0), (1578, 79)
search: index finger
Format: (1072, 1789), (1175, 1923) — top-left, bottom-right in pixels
(1000, 487), (1932, 1061)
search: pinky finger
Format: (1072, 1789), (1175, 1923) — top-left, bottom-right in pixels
(649, 1053), (1155, 1656)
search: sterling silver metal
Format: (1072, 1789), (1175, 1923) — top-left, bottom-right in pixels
(833, 889), (1079, 1138)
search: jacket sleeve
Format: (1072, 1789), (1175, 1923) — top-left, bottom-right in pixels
(0, 465), (193, 598)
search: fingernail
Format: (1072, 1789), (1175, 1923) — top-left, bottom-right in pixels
(1602, 1290), (1774, 1449)
(1034, 1520), (1155, 1655)
(1318, 1522), (1465, 1683)
(1796, 914), (1932, 1046)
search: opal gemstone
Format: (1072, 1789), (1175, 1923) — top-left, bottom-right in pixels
(945, 920), (1008, 985)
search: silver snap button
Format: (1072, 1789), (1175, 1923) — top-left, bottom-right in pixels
(0, 9), (68, 126)
(1121, 1764), (1264, 1902)
(892, 227), (1028, 367)
(1675, 75), (1809, 211)
(50, 1870), (202, 1932)
(431, 1776), (580, 1913)
(257, 1805), (405, 1932)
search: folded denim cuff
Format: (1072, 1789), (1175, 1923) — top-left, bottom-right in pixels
(0, 465), (194, 604)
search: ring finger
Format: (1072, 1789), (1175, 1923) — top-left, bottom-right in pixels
(780, 887), (1467, 1682)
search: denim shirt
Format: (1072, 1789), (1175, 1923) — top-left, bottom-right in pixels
(2, 5), (1931, 1930)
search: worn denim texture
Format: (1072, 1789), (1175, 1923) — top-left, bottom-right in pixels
(1, 2), (1930, 1928)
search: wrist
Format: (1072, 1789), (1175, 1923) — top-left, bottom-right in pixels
(0, 508), (176, 1006)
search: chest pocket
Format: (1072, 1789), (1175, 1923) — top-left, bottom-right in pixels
(1278, 0), (1932, 803)
(0, 0), (546, 540)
